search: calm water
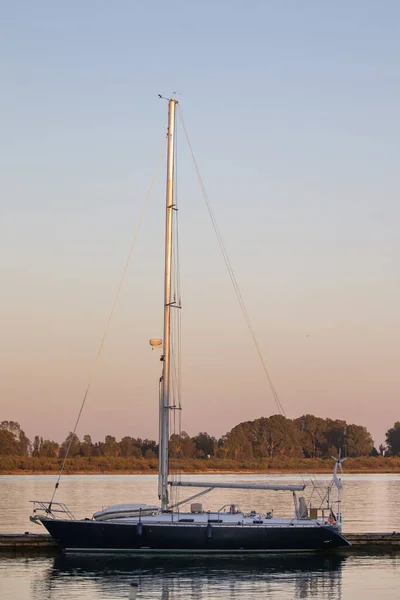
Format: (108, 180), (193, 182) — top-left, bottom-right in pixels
(0, 473), (400, 600)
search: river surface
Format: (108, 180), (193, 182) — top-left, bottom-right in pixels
(0, 473), (399, 599)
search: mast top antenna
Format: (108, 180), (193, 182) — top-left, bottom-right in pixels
(158, 94), (178, 103)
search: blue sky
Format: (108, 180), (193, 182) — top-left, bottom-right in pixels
(1, 1), (399, 446)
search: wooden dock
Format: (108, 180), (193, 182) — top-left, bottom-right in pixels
(345, 532), (400, 549)
(0, 533), (58, 550)
(1, 532), (399, 552)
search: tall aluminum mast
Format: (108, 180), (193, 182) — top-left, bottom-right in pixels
(158, 98), (178, 511)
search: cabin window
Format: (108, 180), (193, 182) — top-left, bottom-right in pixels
(178, 518), (194, 523)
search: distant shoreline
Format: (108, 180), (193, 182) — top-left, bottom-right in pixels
(1, 455), (399, 475)
(1, 468), (399, 476)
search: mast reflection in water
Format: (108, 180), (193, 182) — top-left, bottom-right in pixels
(43, 553), (347, 600)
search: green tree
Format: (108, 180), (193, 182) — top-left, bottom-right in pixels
(169, 432), (195, 458)
(223, 415), (302, 460)
(253, 415), (302, 458)
(32, 435), (59, 458)
(385, 422), (400, 456)
(0, 421), (30, 456)
(378, 443), (387, 456)
(119, 436), (134, 457)
(103, 435), (119, 457)
(295, 414), (327, 458)
(92, 442), (102, 457)
(80, 435), (93, 457)
(141, 439), (157, 458)
(193, 432), (216, 457)
(0, 429), (19, 455)
(59, 432), (81, 458)
(144, 447), (157, 459)
(215, 435), (229, 459)
(324, 419), (347, 455)
(40, 439), (59, 458)
(224, 424), (254, 460)
(344, 424), (374, 457)
(119, 437), (142, 458)
(32, 435), (41, 457)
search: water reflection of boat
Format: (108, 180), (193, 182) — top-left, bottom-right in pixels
(49, 552), (347, 599)
(53, 550), (347, 575)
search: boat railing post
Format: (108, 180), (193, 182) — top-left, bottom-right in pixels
(293, 491), (299, 519)
(129, 583), (138, 600)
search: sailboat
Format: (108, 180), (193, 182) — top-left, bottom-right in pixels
(31, 99), (350, 552)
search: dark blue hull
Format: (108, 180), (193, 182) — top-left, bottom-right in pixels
(41, 518), (350, 553)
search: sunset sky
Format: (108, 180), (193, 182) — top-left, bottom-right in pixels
(1, 1), (399, 448)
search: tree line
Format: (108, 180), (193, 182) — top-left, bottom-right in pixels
(1, 415), (400, 460)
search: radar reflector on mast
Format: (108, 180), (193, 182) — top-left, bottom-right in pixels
(149, 338), (163, 350)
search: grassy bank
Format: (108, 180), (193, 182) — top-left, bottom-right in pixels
(0, 455), (399, 475)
